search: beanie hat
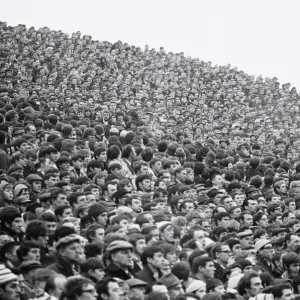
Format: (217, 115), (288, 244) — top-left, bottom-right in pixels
(0, 206), (21, 224)
(235, 259), (252, 271)
(171, 262), (191, 281)
(282, 252), (300, 268)
(88, 203), (107, 219)
(0, 264), (18, 285)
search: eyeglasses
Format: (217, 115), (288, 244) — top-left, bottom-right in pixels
(220, 250), (232, 254)
(81, 289), (97, 295)
(263, 246), (273, 250)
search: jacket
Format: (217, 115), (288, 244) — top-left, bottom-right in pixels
(135, 265), (161, 289)
(256, 254), (281, 278)
(104, 262), (135, 281)
(47, 255), (79, 277)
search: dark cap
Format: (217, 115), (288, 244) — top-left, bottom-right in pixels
(12, 195), (31, 205)
(25, 174), (43, 182)
(244, 186), (258, 195)
(158, 273), (182, 289)
(20, 261), (43, 274)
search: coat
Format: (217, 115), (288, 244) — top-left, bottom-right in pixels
(104, 262), (135, 281)
(47, 255), (78, 277)
(135, 265), (161, 290)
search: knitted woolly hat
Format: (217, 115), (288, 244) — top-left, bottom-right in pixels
(0, 264), (18, 285)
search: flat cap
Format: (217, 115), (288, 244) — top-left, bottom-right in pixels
(20, 260), (43, 273)
(126, 278), (147, 288)
(106, 240), (133, 252)
(56, 235), (80, 251)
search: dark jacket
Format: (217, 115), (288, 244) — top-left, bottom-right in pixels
(214, 261), (226, 283)
(0, 225), (24, 242)
(135, 265), (161, 289)
(256, 254), (281, 278)
(0, 145), (10, 170)
(104, 262), (135, 281)
(47, 255), (79, 277)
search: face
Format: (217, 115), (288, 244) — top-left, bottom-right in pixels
(232, 243), (242, 256)
(96, 212), (108, 226)
(247, 276), (263, 297)
(53, 194), (68, 209)
(217, 245), (232, 264)
(259, 243), (274, 260)
(149, 252), (165, 269)
(111, 249), (133, 268)
(3, 186), (13, 201)
(62, 208), (73, 218)
(218, 217), (231, 229)
(288, 262), (300, 278)
(93, 228), (105, 245)
(195, 286), (206, 299)
(36, 234), (49, 248)
(135, 239), (146, 255)
(46, 222), (57, 235)
(130, 286), (145, 300)
(0, 235), (12, 247)
(24, 247), (40, 261)
(201, 261), (216, 279)
(91, 268), (105, 281)
(212, 175), (223, 187)
(247, 200), (258, 212)
(1, 280), (21, 300)
(161, 225), (174, 243)
(140, 179), (152, 192)
(99, 151), (107, 162)
(78, 283), (98, 300)
(105, 282), (122, 300)
(193, 230), (206, 247)
(168, 284), (183, 300)
(240, 235), (254, 248)
(32, 181), (42, 193)
(214, 285), (225, 296)
(243, 214), (253, 228)
(232, 207), (242, 218)
(9, 217), (23, 233)
(51, 277), (67, 299)
(288, 234), (300, 251)
(60, 242), (82, 263)
(131, 199), (142, 213)
(234, 195), (245, 206)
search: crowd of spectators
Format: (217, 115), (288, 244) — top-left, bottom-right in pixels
(0, 20), (300, 300)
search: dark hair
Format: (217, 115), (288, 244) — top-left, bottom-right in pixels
(141, 246), (163, 265)
(237, 272), (260, 296)
(54, 226), (76, 242)
(86, 224), (104, 242)
(96, 277), (117, 300)
(84, 243), (103, 258)
(80, 257), (104, 273)
(25, 220), (47, 240)
(145, 292), (169, 300)
(16, 241), (40, 262)
(61, 276), (94, 300)
(192, 256), (214, 274)
(0, 241), (19, 261)
(271, 284), (292, 299)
